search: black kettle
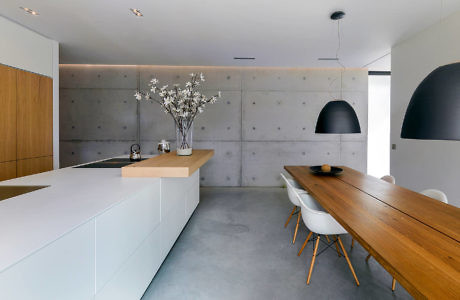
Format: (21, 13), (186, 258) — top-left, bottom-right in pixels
(129, 144), (141, 162)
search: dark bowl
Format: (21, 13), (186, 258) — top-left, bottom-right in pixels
(309, 166), (343, 176)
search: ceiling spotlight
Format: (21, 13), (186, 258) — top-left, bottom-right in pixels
(20, 7), (39, 15)
(130, 8), (143, 17)
(233, 57), (256, 60)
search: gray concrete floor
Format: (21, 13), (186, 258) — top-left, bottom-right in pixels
(142, 188), (412, 300)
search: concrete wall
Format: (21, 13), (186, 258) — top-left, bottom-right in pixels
(60, 65), (368, 186)
(391, 10), (460, 207)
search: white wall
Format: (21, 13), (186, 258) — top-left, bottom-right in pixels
(368, 75), (390, 178)
(0, 16), (60, 168)
(391, 10), (460, 207)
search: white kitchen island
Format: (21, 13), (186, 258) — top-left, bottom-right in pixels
(0, 150), (213, 300)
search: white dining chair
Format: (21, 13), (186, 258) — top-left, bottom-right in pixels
(295, 191), (360, 286)
(280, 173), (306, 244)
(420, 189), (448, 204)
(380, 175), (396, 184)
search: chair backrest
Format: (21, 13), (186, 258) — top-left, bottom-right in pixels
(420, 189), (448, 204)
(280, 173), (303, 206)
(381, 175), (396, 184)
(295, 190), (347, 235)
(280, 173), (301, 189)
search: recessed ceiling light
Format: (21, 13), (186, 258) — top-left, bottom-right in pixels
(20, 7), (39, 15)
(234, 57), (255, 60)
(318, 58), (339, 61)
(130, 8), (143, 17)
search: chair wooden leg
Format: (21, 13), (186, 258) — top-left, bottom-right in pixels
(292, 211), (301, 244)
(337, 237), (360, 286)
(392, 278), (396, 291)
(307, 235), (321, 285)
(365, 254), (372, 262)
(284, 206), (296, 228)
(298, 231), (313, 256)
(333, 235), (342, 257)
(325, 235), (330, 243)
(351, 238), (355, 248)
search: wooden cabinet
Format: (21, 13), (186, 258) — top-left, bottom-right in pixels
(17, 156), (53, 177)
(0, 65), (17, 163)
(0, 161), (16, 181)
(0, 64), (53, 181)
(17, 70), (53, 160)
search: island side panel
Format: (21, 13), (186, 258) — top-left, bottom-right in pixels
(160, 170), (200, 259)
(0, 220), (95, 300)
(96, 170), (200, 299)
(95, 182), (161, 294)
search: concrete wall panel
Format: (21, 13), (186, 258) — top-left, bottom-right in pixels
(242, 141), (340, 186)
(193, 141), (241, 187)
(139, 101), (176, 141)
(193, 91), (241, 141)
(340, 142), (367, 173)
(242, 91), (341, 142)
(242, 69), (342, 91)
(60, 66), (137, 89)
(60, 89), (137, 140)
(139, 66), (241, 91)
(60, 141), (135, 168)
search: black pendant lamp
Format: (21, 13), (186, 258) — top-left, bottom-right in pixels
(315, 11), (361, 134)
(401, 62), (460, 140)
(315, 100), (361, 133)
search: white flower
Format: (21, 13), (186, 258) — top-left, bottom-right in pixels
(134, 73), (220, 126)
(164, 97), (172, 106)
(218, 91), (222, 98)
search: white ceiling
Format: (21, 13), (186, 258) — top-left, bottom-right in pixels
(1, 0), (460, 70)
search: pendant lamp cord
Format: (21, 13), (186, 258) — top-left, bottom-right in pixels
(335, 19), (346, 162)
(336, 19), (345, 99)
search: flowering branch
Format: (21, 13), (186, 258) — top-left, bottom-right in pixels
(134, 73), (221, 150)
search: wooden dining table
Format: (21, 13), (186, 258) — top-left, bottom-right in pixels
(284, 165), (460, 299)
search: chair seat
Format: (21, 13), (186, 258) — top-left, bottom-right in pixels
(298, 193), (347, 236)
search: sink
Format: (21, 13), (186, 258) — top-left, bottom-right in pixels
(0, 186), (49, 201)
(74, 158), (148, 168)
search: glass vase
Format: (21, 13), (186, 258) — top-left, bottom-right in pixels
(175, 119), (193, 156)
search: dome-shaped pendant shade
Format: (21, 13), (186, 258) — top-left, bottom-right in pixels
(401, 62), (460, 140)
(315, 100), (361, 133)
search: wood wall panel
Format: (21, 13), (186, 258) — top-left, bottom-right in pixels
(0, 161), (17, 181)
(17, 70), (53, 160)
(0, 65), (17, 162)
(17, 156), (53, 178)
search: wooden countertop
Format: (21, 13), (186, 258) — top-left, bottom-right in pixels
(285, 165), (460, 299)
(121, 149), (214, 178)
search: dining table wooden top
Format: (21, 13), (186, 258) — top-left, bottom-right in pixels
(284, 165), (460, 300)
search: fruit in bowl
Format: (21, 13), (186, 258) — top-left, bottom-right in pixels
(321, 164), (332, 172)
